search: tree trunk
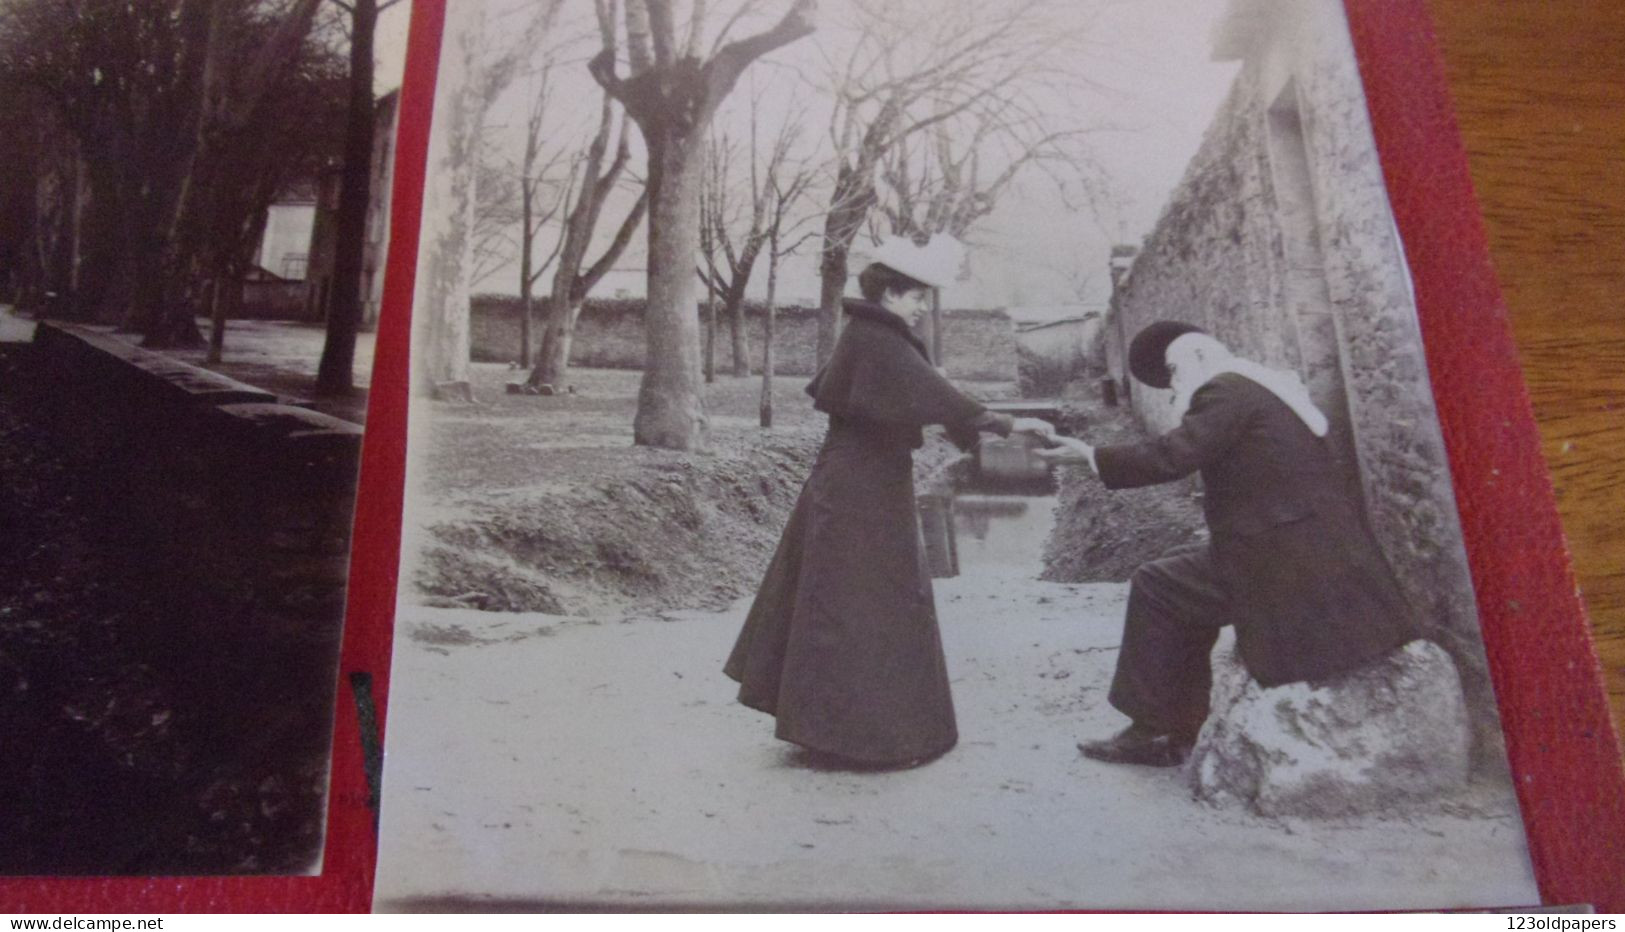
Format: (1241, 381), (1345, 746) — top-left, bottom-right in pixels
(316, 0), (378, 397)
(816, 167), (870, 368)
(760, 244), (778, 428)
(68, 153), (88, 307)
(207, 278), (227, 363)
(724, 237), (760, 377)
(519, 293), (533, 368)
(633, 136), (708, 450)
(130, 202), (195, 344)
(533, 294), (583, 390)
(704, 284), (716, 384)
(815, 235), (848, 369)
(729, 295), (749, 377)
(517, 180), (534, 368)
(412, 2), (484, 398)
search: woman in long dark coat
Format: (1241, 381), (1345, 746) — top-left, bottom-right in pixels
(723, 237), (1051, 768)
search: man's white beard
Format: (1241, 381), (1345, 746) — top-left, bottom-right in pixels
(1171, 358), (1331, 438)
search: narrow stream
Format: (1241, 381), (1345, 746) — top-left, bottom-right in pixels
(951, 493), (1059, 579)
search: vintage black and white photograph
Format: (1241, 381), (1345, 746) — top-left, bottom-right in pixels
(374, 0), (1540, 911)
(0, 0), (408, 874)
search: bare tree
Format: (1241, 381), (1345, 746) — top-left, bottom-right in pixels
(811, 0), (1090, 367)
(412, 3), (548, 399)
(161, 0), (326, 347)
(0, 84), (77, 313)
(697, 78), (820, 391)
(314, 0), (403, 395)
(697, 79), (808, 380)
(412, 2), (486, 398)
(505, 66), (572, 370)
(757, 128), (819, 428)
(0, 0), (330, 346)
(202, 41), (347, 364)
(590, 0), (816, 451)
(877, 118), (1086, 244)
(698, 133), (754, 377)
(465, 0), (584, 370)
(526, 0), (650, 392)
(698, 142), (725, 383)
(868, 92), (1094, 362)
(469, 156), (523, 293)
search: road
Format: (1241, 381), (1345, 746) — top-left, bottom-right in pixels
(372, 515), (1539, 912)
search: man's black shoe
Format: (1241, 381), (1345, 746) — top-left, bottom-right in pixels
(1077, 723), (1193, 767)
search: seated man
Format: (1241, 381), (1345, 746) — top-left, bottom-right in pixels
(1038, 321), (1422, 766)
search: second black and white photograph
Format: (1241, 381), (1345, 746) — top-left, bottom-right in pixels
(373, 0), (1540, 911)
(0, 0), (410, 875)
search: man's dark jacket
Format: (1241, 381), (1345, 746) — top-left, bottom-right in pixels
(1094, 372), (1421, 686)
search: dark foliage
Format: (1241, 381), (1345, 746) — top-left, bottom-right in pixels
(0, 0), (345, 341)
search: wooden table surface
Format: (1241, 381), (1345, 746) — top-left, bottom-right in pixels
(1425, 1), (1625, 755)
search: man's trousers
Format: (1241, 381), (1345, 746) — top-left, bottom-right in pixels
(1106, 545), (1228, 738)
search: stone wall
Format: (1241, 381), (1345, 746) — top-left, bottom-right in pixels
(470, 295), (1019, 383)
(27, 322), (359, 743)
(240, 280), (315, 321)
(1100, 0), (1500, 763)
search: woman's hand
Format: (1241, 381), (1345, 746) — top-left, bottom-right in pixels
(1011, 416), (1056, 440)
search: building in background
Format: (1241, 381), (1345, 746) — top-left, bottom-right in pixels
(246, 89), (401, 325)
(1009, 305), (1104, 371)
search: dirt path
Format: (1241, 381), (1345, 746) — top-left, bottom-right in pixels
(373, 570), (1537, 912)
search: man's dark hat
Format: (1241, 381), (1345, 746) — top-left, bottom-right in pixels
(1128, 320), (1207, 389)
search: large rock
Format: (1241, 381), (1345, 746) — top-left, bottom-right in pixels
(1187, 633), (1471, 817)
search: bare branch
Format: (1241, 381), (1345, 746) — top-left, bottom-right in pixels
(623, 0), (656, 74)
(644, 0), (677, 69)
(578, 189), (649, 296)
(707, 0), (762, 57)
(685, 0), (707, 58)
(702, 0), (815, 117)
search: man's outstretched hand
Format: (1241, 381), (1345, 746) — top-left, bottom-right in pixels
(1035, 435), (1097, 474)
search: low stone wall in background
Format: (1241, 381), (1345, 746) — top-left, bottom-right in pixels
(469, 295), (1020, 383)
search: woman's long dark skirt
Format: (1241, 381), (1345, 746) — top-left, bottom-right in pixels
(723, 422), (958, 765)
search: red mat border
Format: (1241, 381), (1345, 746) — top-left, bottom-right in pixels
(1343, 0), (1625, 912)
(4, 0), (1622, 913)
(0, 0), (443, 913)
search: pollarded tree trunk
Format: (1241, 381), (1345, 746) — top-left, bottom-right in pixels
(534, 291), (582, 389)
(535, 285), (574, 388)
(634, 135), (709, 448)
(591, 0), (814, 451)
(540, 305), (576, 386)
(413, 2), (485, 399)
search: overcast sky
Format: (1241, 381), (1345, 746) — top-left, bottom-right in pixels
(400, 0), (1244, 311)
(375, 3), (412, 93)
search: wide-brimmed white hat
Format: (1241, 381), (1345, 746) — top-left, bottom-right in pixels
(865, 234), (966, 289)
